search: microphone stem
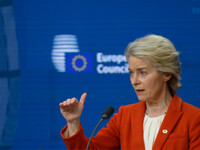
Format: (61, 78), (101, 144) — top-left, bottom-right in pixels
(86, 118), (104, 150)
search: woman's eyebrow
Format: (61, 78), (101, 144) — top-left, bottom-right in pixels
(128, 67), (148, 71)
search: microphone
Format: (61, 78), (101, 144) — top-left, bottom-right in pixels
(102, 106), (115, 119)
(86, 106), (115, 150)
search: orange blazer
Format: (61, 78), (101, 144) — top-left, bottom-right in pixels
(61, 94), (200, 150)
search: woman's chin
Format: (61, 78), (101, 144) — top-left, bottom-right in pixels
(137, 96), (147, 102)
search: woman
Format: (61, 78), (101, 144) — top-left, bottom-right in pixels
(59, 34), (200, 150)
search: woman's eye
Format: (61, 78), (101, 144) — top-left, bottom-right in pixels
(141, 71), (147, 76)
(129, 71), (133, 75)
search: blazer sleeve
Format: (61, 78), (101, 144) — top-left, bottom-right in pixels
(60, 124), (88, 150)
(189, 111), (200, 150)
(60, 106), (124, 150)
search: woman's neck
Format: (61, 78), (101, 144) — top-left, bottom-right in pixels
(145, 90), (172, 117)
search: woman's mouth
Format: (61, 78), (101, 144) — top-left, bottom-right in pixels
(135, 89), (145, 94)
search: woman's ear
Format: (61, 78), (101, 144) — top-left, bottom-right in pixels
(163, 73), (172, 82)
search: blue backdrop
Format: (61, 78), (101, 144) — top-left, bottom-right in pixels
(5, 0), (200, 149)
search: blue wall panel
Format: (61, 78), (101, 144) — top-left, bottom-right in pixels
(10, 0), (200, 149)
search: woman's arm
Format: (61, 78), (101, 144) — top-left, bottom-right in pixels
(59, 93), (87, 137)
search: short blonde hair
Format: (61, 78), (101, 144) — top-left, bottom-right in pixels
(125, 34), (182, 93)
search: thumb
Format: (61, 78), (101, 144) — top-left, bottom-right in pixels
(79, 93), (87, 105)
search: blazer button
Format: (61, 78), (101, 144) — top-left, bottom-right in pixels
(162, 129), (168, 134)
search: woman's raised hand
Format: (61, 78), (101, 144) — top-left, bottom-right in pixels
(59, 93), (87, 123)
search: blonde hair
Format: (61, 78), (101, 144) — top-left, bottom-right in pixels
(125, 34), (182, 93)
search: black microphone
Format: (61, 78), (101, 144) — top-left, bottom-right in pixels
(86, 106), (115, 150)
(102, 106), (115, 119)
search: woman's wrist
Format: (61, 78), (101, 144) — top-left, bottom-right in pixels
(67, 118), (81, 137)
(71, 127), (79, 136)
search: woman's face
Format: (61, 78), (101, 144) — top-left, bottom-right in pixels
(128, 56), (168, 102)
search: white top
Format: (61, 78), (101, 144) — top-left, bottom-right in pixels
(143, 113), (165, 150)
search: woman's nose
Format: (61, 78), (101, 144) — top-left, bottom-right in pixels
(131, 74), (140, 85)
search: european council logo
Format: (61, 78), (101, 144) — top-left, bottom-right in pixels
(65, 53), (93, 73)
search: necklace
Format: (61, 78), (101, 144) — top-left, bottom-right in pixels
(145, 109), (166, 117)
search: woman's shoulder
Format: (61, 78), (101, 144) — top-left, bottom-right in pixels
(178, 100), (200, 125)
(118, 101), (145, 112)
(172, 93), (199, 116)
(182, 101), (200, 115)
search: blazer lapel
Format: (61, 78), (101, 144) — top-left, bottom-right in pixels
(132, 101), (146, 150)
(153, 93), (183, 150)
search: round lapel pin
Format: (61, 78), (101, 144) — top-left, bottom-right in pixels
(162, 129), (168, 134)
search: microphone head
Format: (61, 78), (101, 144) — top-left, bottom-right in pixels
(102, 106), (115, 119)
